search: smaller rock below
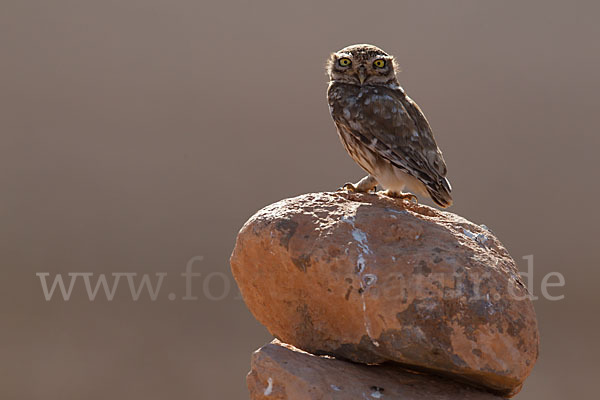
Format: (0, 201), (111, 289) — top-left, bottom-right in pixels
(247, 340), (504, 400)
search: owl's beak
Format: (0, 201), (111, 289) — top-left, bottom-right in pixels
(357, 67), (367, 85)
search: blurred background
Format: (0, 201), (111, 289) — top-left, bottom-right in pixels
(1, 0), (598, 398)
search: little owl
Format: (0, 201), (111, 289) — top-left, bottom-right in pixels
(326, 44), (453, 208)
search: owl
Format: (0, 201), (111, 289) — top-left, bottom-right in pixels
(326, 44), (453, 208)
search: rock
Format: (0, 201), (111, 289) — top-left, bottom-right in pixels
(231, 192), (539, 396)
(248, 340), (504, 400)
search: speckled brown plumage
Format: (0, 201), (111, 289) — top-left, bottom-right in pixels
(326, 44), (453, 207)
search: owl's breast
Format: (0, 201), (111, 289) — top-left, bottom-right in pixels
(327, 83), (366, 116)
(327, 83), (408, 132)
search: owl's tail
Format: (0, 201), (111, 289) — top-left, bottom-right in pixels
(427, 177), (453, 208)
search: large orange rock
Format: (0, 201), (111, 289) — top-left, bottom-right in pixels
(248, 340), (503, 400)
(231, 192), (539, 397)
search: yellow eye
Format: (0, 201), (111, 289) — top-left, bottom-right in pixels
(338, 58), (352, 67)
(373, 59), (386, 68)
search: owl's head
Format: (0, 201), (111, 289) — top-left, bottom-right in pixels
(326, 44), (398, 86)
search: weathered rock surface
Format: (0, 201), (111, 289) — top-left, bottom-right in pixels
(231, 192), (539, 396)
(248, 340), (504, 400)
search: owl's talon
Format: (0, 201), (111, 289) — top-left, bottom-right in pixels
(383, 190), (418, 203)
(338, 182), (358, 192)
(338, 175), (378, 194)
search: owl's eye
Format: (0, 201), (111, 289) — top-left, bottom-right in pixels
(373, 59), (386, 68)
(338, 58), (352, 67)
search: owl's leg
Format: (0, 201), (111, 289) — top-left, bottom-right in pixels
(383, 190), (418, 203)
(339, 175), (378, 193)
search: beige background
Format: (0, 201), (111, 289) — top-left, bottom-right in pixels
(1, 0), (598, 398)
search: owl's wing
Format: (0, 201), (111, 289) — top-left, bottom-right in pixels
(334, 87), (452, 201)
